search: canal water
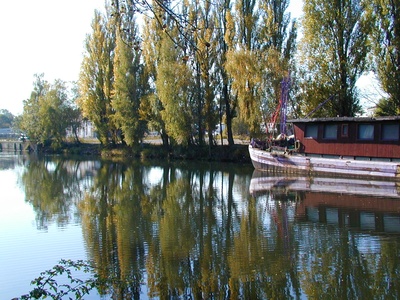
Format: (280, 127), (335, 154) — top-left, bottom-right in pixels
(1, 153), (400, 299)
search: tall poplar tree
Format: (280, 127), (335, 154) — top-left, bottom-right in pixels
(368, 0), (400, 115)
(112, 26), (147, 146)
(78, 10), (116, 145)
(114, 0), (220, 146)
(156, 35), (194, 145)
(188, 0), (219, 146)
(215, 0), (236, 145)
(299, 0), (370, 117)
(141, 7), (170, 147)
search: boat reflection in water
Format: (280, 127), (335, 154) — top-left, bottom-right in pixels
(250, 170), (400, 234)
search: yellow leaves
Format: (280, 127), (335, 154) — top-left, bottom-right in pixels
(225, 48), (262, 89)
(225, 48), (264, 132)
(224, 11), (236, 48)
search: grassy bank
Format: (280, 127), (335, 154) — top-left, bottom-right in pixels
(101, 143), (250, 163)
(45, 140), (251, 164)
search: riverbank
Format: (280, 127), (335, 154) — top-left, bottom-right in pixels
(51, 138), (251, 163)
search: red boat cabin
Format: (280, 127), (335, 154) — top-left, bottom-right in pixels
(287, 116), (400, 161)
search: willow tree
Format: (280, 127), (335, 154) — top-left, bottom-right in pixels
(258, 0), (297, 133)
(37, 80), (71, 145)
(20, 74), (45, 143)
(78, 10), (116, 145)
(20, 74), (74, 146)
(368, 0), (400, 115)
(225, 0), (296, 137)
(225, 0), (262, 136)
(299, 0), (370, 117)
(225, 49), (263, 136)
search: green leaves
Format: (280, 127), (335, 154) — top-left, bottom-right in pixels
(0, 109), (14, 128)
(19, 259), (98, 300)
(299, 0), (368, 117)
(78, 11), (116, 145)
(369, 0), (400, 114)
(20, 75), (76, 147)
(112, 31), (147, 146)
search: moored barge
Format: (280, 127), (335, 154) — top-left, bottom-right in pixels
(249, 116), (400, 179)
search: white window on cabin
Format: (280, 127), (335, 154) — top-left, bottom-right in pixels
(305, 124), (318, 138)
(382, 123), (399, 141)
(358, 124), (374, 140)
(323, 124), (337, 139)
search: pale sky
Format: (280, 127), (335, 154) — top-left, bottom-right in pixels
(0, 0), (105, 115)
(0, 0), (306, 116)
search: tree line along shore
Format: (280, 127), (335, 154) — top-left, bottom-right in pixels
(39, 139), (251, 164)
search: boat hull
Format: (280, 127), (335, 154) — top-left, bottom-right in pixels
(249, 145), (400, 179)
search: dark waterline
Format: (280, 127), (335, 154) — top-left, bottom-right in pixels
(1, 153), (400, 299)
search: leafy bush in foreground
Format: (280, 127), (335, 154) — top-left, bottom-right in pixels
(19, 259), (99, 300)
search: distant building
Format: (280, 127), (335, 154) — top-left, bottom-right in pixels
(66, 119), (97, 139)
(364, 106), (376, 117)
(0, 127), (20, 140)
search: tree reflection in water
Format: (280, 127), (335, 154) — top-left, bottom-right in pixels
(21, 157), (400, 299)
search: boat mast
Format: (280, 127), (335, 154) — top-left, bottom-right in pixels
(280, 75), (290, 135)
(267, 74), (291, 138)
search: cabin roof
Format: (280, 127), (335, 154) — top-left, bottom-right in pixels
(287, 116), (400, 124)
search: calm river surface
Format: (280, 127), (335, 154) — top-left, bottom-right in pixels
(1, 153), (400, 299)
